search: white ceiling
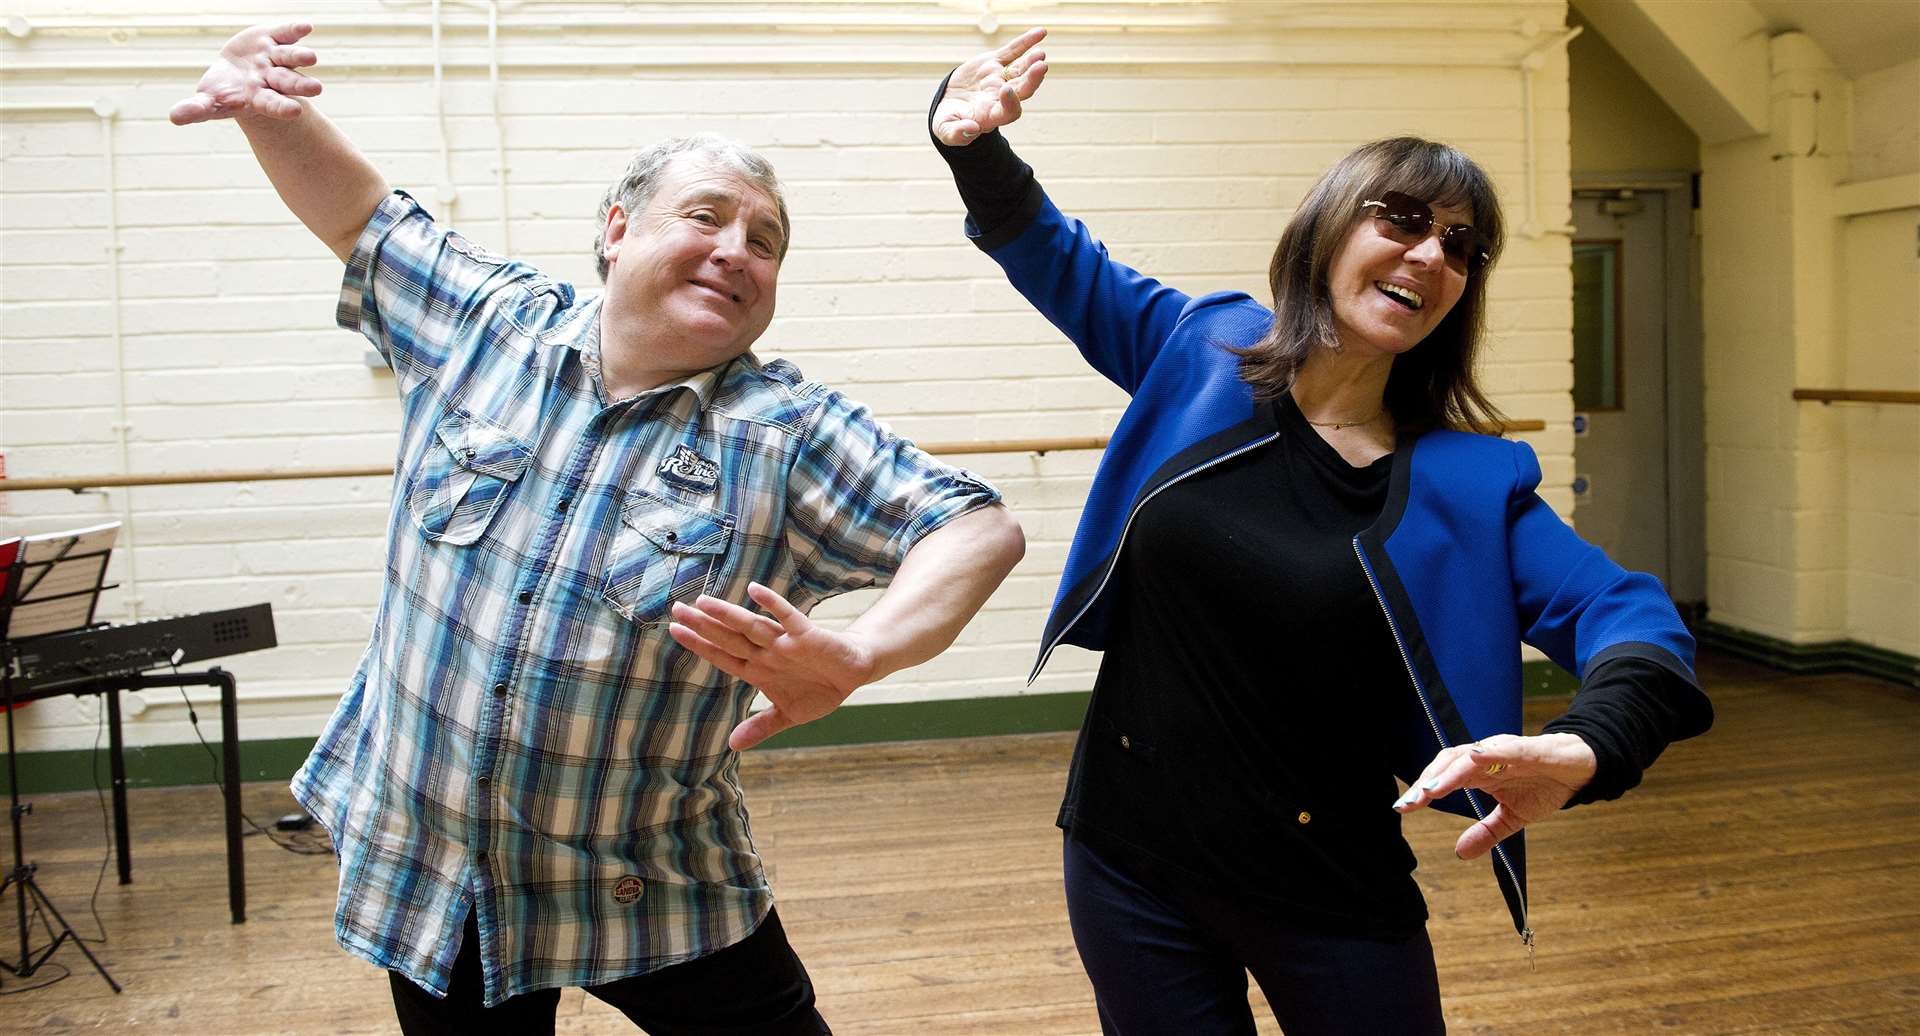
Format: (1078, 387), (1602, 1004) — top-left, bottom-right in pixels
(1749, 0), (1920, 78)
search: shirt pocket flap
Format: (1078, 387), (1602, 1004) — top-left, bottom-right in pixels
(433, 410), (534, 482)
(620, 491), (731, 555)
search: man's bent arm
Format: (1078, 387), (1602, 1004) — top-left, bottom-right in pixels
(846, 504), (1025, 681)
(670, 503), (1025, 750)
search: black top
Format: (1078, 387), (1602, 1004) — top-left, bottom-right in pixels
(930, 74), (1713, 929)
(1063, 395), (1430, 932)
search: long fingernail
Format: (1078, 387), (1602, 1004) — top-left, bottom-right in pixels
(1422, 780), (1439, 792)
(1470, 745), (1486, 754)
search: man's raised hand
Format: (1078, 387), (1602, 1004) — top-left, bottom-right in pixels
(932, 26), (1049, 146)
(170, 22), (323, 125)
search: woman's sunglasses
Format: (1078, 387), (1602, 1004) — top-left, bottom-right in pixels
(1359, 191), (1491, 274)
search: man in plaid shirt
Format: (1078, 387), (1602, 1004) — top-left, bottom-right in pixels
(173, 23), (1024, 1034)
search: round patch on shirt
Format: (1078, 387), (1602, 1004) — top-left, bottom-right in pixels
(611, 875), (646, 905)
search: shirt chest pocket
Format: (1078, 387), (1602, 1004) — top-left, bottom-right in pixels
(406, 410), (534, 546)
(602, 490), (734, 625)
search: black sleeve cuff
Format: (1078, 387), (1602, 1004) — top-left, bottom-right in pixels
(928, 69), (1045, 250)
(1543, 655), (1713, 807)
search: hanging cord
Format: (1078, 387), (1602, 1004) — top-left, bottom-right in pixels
(82, 700), (112, 942)
(170, 667), (330, 856)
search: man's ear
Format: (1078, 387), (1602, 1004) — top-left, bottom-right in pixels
(602, 204), (628, 263)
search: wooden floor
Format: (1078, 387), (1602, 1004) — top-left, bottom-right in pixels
(3, 652), (1917, 1034)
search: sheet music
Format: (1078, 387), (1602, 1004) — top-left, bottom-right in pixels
(5, 521), (120, 639)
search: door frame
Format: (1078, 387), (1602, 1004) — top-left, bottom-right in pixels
(1570, 172), (1705, 619)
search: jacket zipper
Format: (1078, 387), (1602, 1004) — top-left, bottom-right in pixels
(1352, 536), (1535, 950)
(1030, 433), (1281, 681)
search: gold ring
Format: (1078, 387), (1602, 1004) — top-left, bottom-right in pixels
(1483, 762), (1506, 777)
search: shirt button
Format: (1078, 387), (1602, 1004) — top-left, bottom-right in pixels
(517, 590), (533, 605)
(476, 851), (489, 865)
(556, 498), (570, 514)
(477, 775), (491, 787)
(1119, 735), (1131, 750)
(1297, 811), (1312, 825)
(492, 682), (508, 698)
(664, 531), (678, 543)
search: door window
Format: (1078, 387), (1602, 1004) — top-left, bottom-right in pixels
(1572, 240), (1623, 411)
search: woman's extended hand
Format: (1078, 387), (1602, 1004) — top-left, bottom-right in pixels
(932, 26), (1050, 146)
(169, 22), (323, 125)
(1392, 733), (1598, 860)
(669, 583), (878, 752)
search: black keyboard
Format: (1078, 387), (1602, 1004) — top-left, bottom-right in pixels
(10, 603), (277, 693)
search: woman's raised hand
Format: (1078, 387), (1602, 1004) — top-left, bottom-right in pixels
(932, 27), (1049, 146)
(170, 22), (323, 125)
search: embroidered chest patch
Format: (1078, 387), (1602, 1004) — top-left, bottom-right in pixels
(657, 444), (719, 494)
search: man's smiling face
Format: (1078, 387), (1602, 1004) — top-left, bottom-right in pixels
(600, 153), (785, 377)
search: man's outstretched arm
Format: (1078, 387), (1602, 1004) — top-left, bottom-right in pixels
(171, 22), (390, 262)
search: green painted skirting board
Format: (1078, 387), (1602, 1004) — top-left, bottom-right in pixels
(1696, 621), (1919, 689)
(0, 693), (1096, 797)
(0, 736), (320, 798)
(1522, 658), (1581, 698)
(2, 661), (1584, 796)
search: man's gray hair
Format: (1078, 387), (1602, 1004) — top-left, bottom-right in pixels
(593, 134), (791, 281)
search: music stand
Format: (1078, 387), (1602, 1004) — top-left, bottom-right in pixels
(1, 529), (123, 994)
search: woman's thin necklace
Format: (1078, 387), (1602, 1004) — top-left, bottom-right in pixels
(1301, 408), (1383, 430)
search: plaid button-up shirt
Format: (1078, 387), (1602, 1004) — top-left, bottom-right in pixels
(292, 192), (1000, 1005)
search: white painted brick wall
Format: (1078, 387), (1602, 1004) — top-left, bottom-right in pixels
(2, 1), (1574, 752)
(1839, 206), (1920, 656)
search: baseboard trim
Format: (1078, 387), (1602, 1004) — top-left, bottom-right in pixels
(756, 690), (1094, 749)
(1522, 658), (1581, 698)
(0, 693), (1101, 796)
(0, 736), (321, 798)
(3, 665), (1593, 795)
(1696, 622), (1920, 689)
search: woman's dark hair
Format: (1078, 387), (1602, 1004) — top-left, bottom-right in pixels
(1235, 137), (1507, 435)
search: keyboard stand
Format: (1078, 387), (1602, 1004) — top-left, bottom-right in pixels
(66, 667), (248, 925)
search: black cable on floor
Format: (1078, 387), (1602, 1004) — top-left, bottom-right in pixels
(171, 676), (330, 856)
(0, 961), (71, 996)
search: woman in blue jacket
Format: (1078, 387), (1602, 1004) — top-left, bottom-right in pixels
(932, 29), (1713, 1035)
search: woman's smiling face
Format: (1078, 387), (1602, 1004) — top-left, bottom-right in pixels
(1324, 193), (1474, 359)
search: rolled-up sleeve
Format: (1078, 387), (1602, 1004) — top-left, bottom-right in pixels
(337, 190), (543, 395)
(782, 387), (1001, 606)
